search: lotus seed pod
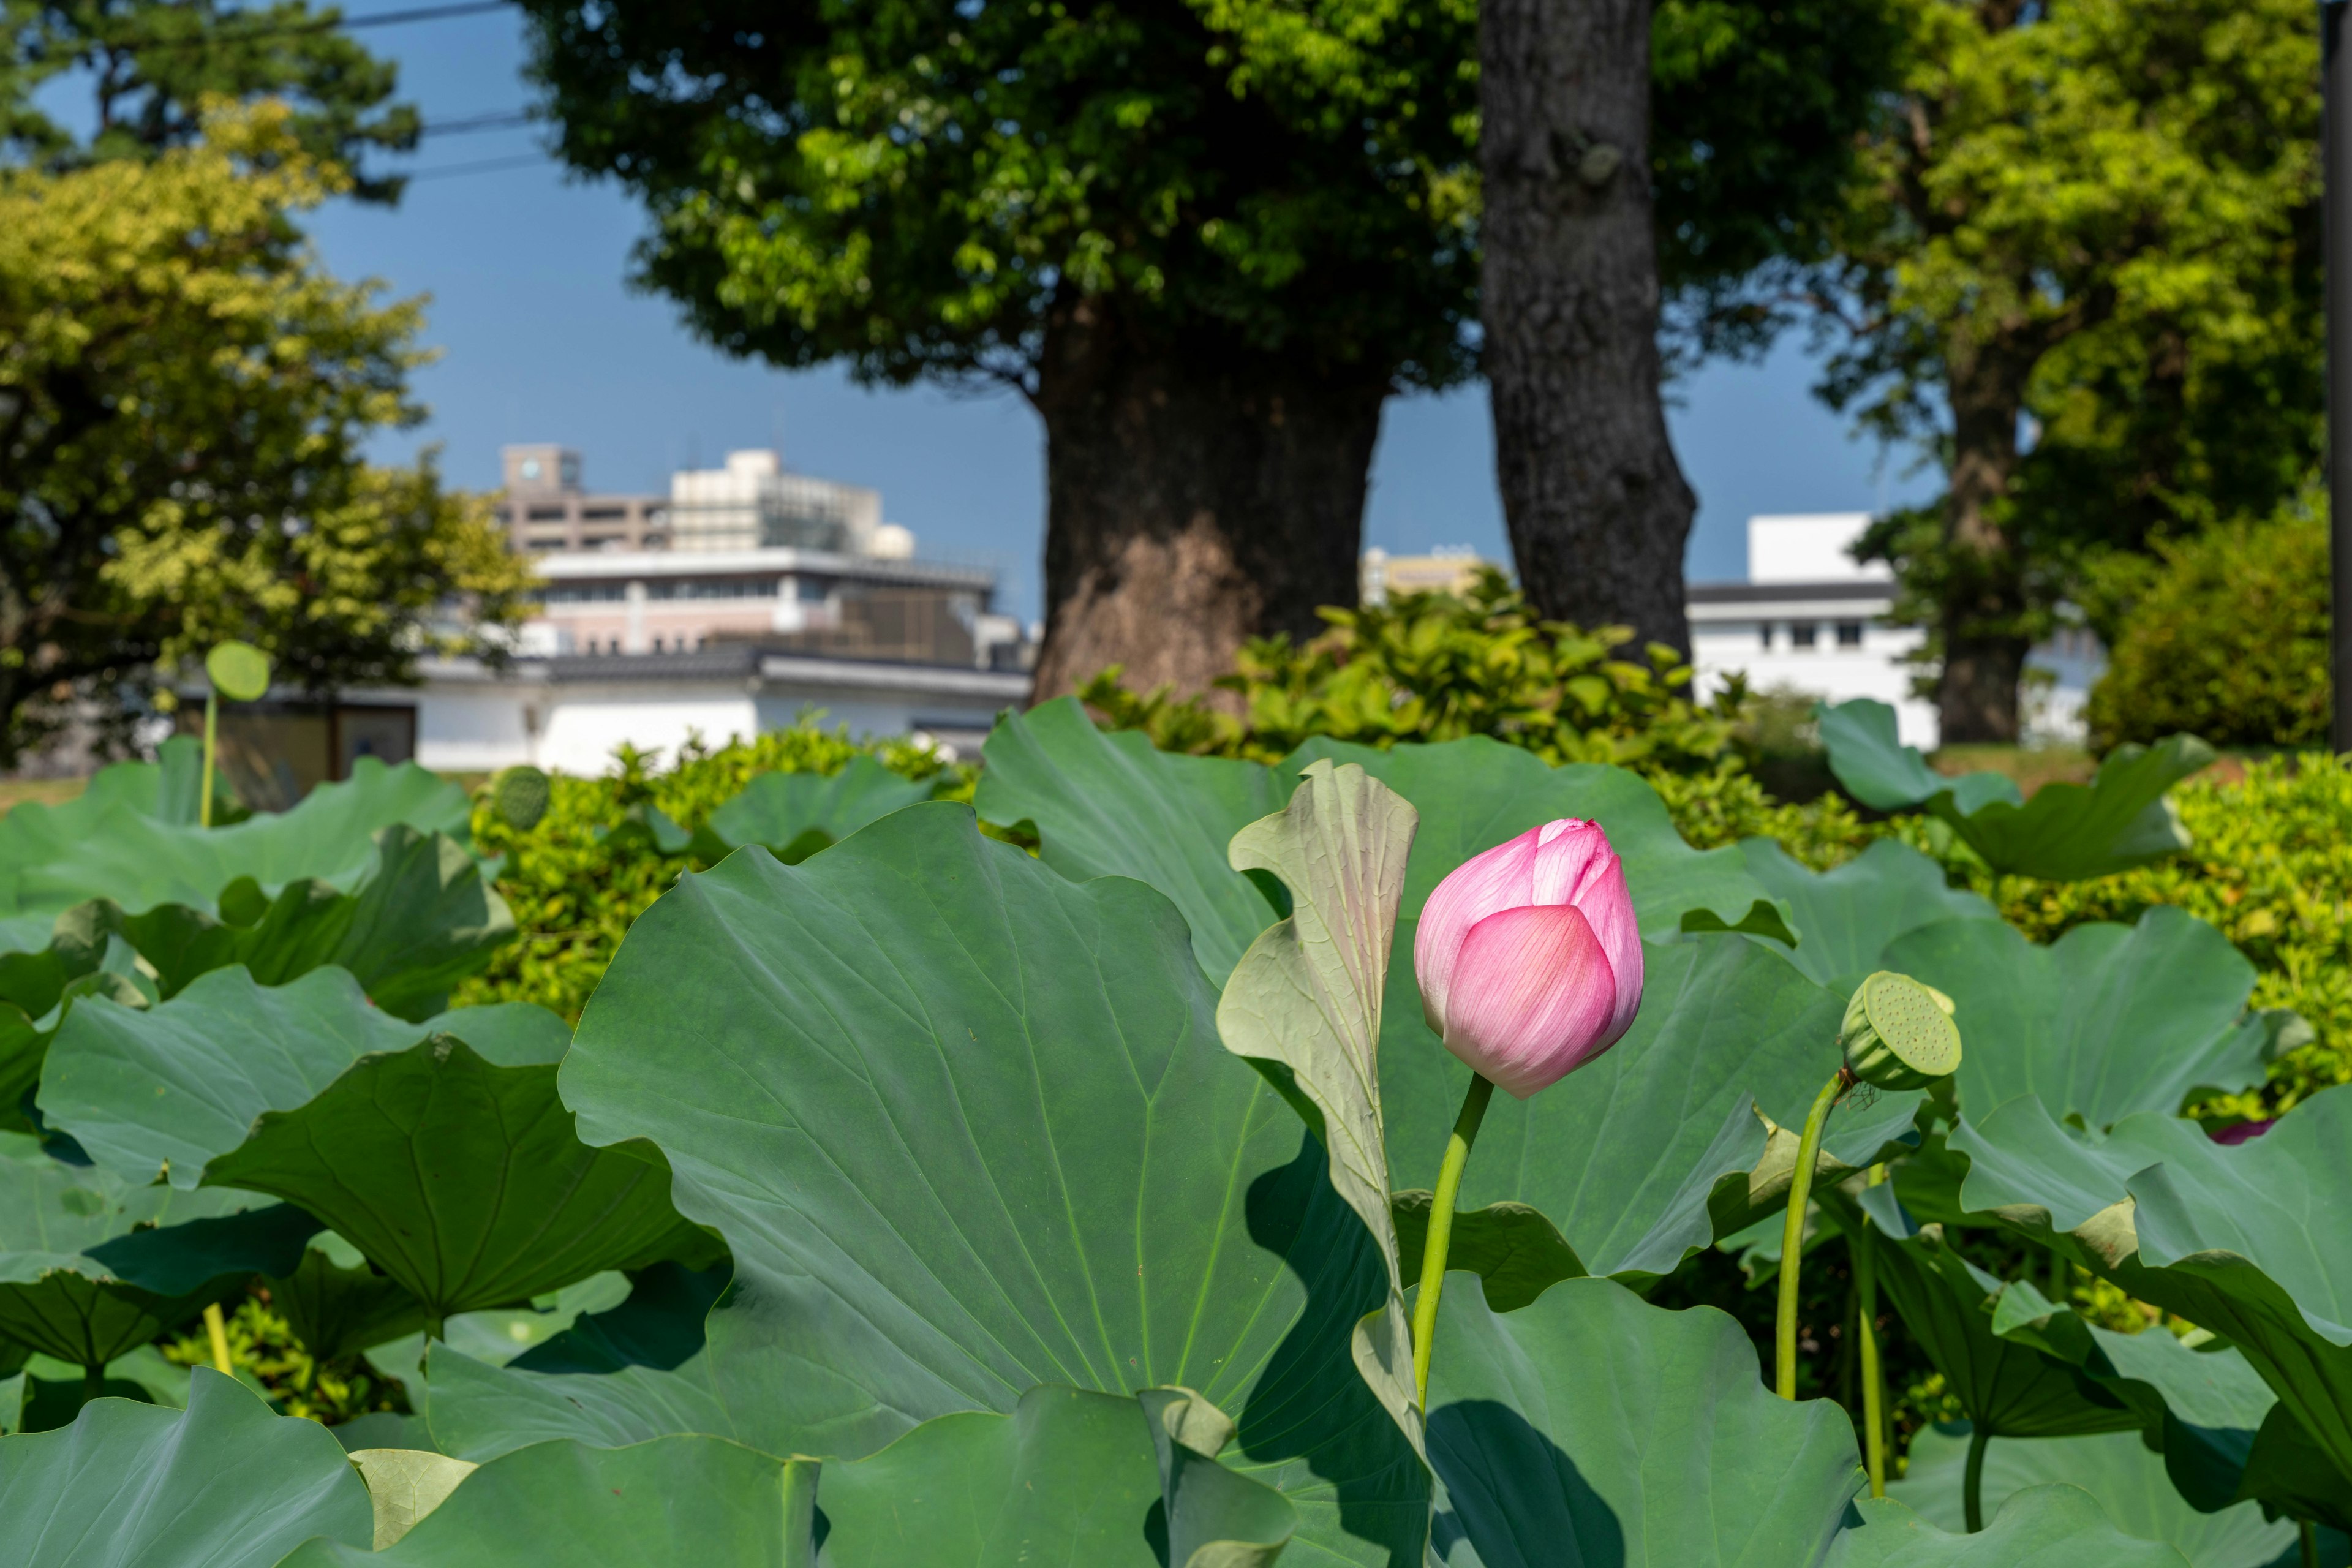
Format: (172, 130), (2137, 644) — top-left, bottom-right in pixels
(205, 641), (272, 703)
(491, 766), (551, 832)
(1840, 970), (1962, 1091)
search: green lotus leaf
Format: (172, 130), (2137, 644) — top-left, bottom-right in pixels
(1391, 1193), (1585, 1312)
(1422, 1273), (1865, 1566)
(1826, 1488), (2195, 1566)
(1815, 699), (2024, 816)
(0, 901), (123, 1019)
(0, 744), (204, 900)
(975, 699), (1292, 979)
(1927, 737), (2215, 883)
(1813, 699), (2211, 880)
(1888, 1427), (2295, 1568)
(112, 827), (514, 1020)
(203, 1033), (709, 1325)
(347, 1447), (478, 1548)
(0, 754), (473, 919)
(818, 1384), (1285, 1568)
(1883, 908), (2263, 1129)
(1951, 1089), (2352, 1506)
(1388, 933), (1923, 1286)
(1866, 1224), (2139, 1441)
(42, 965), (564, 1188)
(1738, 838), (1996, 988)
(1217, 758), (1422, 1446)
(1142, 1386), (1300, 1568)
(1981, 1271), (2283, 1516)
(424, 1262), (738, 1461)
(0, 1131), (315, 1367)
(0, 1370), (372, 1566)
(560, 802), (1429, 1564)
(276, 1434), (791, 1567)
(700, 754), (932, 864)
(273, 1233), (429, 1364)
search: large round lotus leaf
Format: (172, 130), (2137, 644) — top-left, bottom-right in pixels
(0, 758), (473, 919)
(204, 641), (272, 702)
(700, 755), (930, 862)
(276, 1434), (790, 1567)
(1885, 907), (2261, 1131)
(1866, 1227), (2141, 1441)
(1889, 1428), (2294, 1567)
(1738, 838), (1996, 988)
(560, 802), (1427, 1564)
(1825, 1487), (2193, 1566)
(0, 1369), (371, 1566)
(203, 1034), (708, 1322)
(423, 1262), (737, 1463)
(1422, 1274), (1864, 1565)
(1952, 1088), (2352, 1509)
(0, 1132), (315, 1366)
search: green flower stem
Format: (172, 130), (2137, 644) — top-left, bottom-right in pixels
(781, 1457), (821, 1568)
(1855, 1166), (1888, 1498)
(198, 697), (239, 1377)
(200, 690), (219, 829)
(1963, 1423), (1990, 1532)
(80, 1361), (102, 1409)
(1412, 1072), (1496, 1411)
(1775, 1069), (1845, 1400)
(2301, 1519), (2318, 1568)
(202, 1302), (233, 1376)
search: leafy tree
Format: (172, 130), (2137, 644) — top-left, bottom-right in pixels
(516, 0), (1907, 695)
(1819, 0), (2318, 742)
(0, 0), (418, 202)
(0, 102), (531, 765)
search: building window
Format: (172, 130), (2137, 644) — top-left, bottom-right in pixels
(1792, 622), (1818, 649)
(526, 505), (568, 522)
(1836, 622), (1864, 647)
(1758, 622), (1773, 649)
(652, 637), (665, 652)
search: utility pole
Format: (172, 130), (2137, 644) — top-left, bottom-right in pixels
(2330, 0), (2352, 751)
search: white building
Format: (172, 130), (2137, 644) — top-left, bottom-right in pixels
(1687, 513), (2101, 751)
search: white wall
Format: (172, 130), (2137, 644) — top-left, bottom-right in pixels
(1691, 618), (1941, 749)
(1748, 514), (1888, 584)
(413, 688), (537, 774)
(535, 687), (764, 775)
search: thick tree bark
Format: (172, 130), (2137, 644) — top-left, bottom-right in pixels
(1028, 300), (1389, 703)
(1479, 0), (1695, 655)
(1936, 341), (2032, 744)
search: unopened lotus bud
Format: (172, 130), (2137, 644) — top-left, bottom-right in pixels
(1840, 970), (1961, 1091)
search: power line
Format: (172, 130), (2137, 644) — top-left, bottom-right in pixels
(98, 0), (510, 53)
(401, 150), (546, 181)
(417, 109), (533, 137)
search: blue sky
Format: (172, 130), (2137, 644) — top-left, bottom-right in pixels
(294, 4), (1937, 622)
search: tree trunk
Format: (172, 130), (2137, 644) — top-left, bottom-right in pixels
(1028, 300), (1389, 703)
(1479, 0), (1695, 655)
(1936, 343), (2032, 744)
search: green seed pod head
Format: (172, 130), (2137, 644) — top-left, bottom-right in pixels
(491, 766), (551, 832)
(205, 641), (272, 703)
(1841, 970), (1961, 1091)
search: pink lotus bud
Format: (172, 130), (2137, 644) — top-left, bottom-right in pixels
(1413, 819), (1643, 1098)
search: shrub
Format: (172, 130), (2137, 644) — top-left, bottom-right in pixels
(1079, 568), (1742, 774)
(453, 722), (957, 1020)
(2084, 508), (2329, 750)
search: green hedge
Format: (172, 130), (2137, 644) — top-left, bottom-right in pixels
(2085, 508), (2329, 750)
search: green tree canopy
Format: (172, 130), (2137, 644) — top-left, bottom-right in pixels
(516, 0), (1905, 696)
(0, 102), (530, 764)
(1819, 0), (2318, 742)
(1, 0), (418, 202)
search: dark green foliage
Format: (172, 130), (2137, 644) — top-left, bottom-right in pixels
(2086, 509), (2331, 751)
(0, 0), (419, 200)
